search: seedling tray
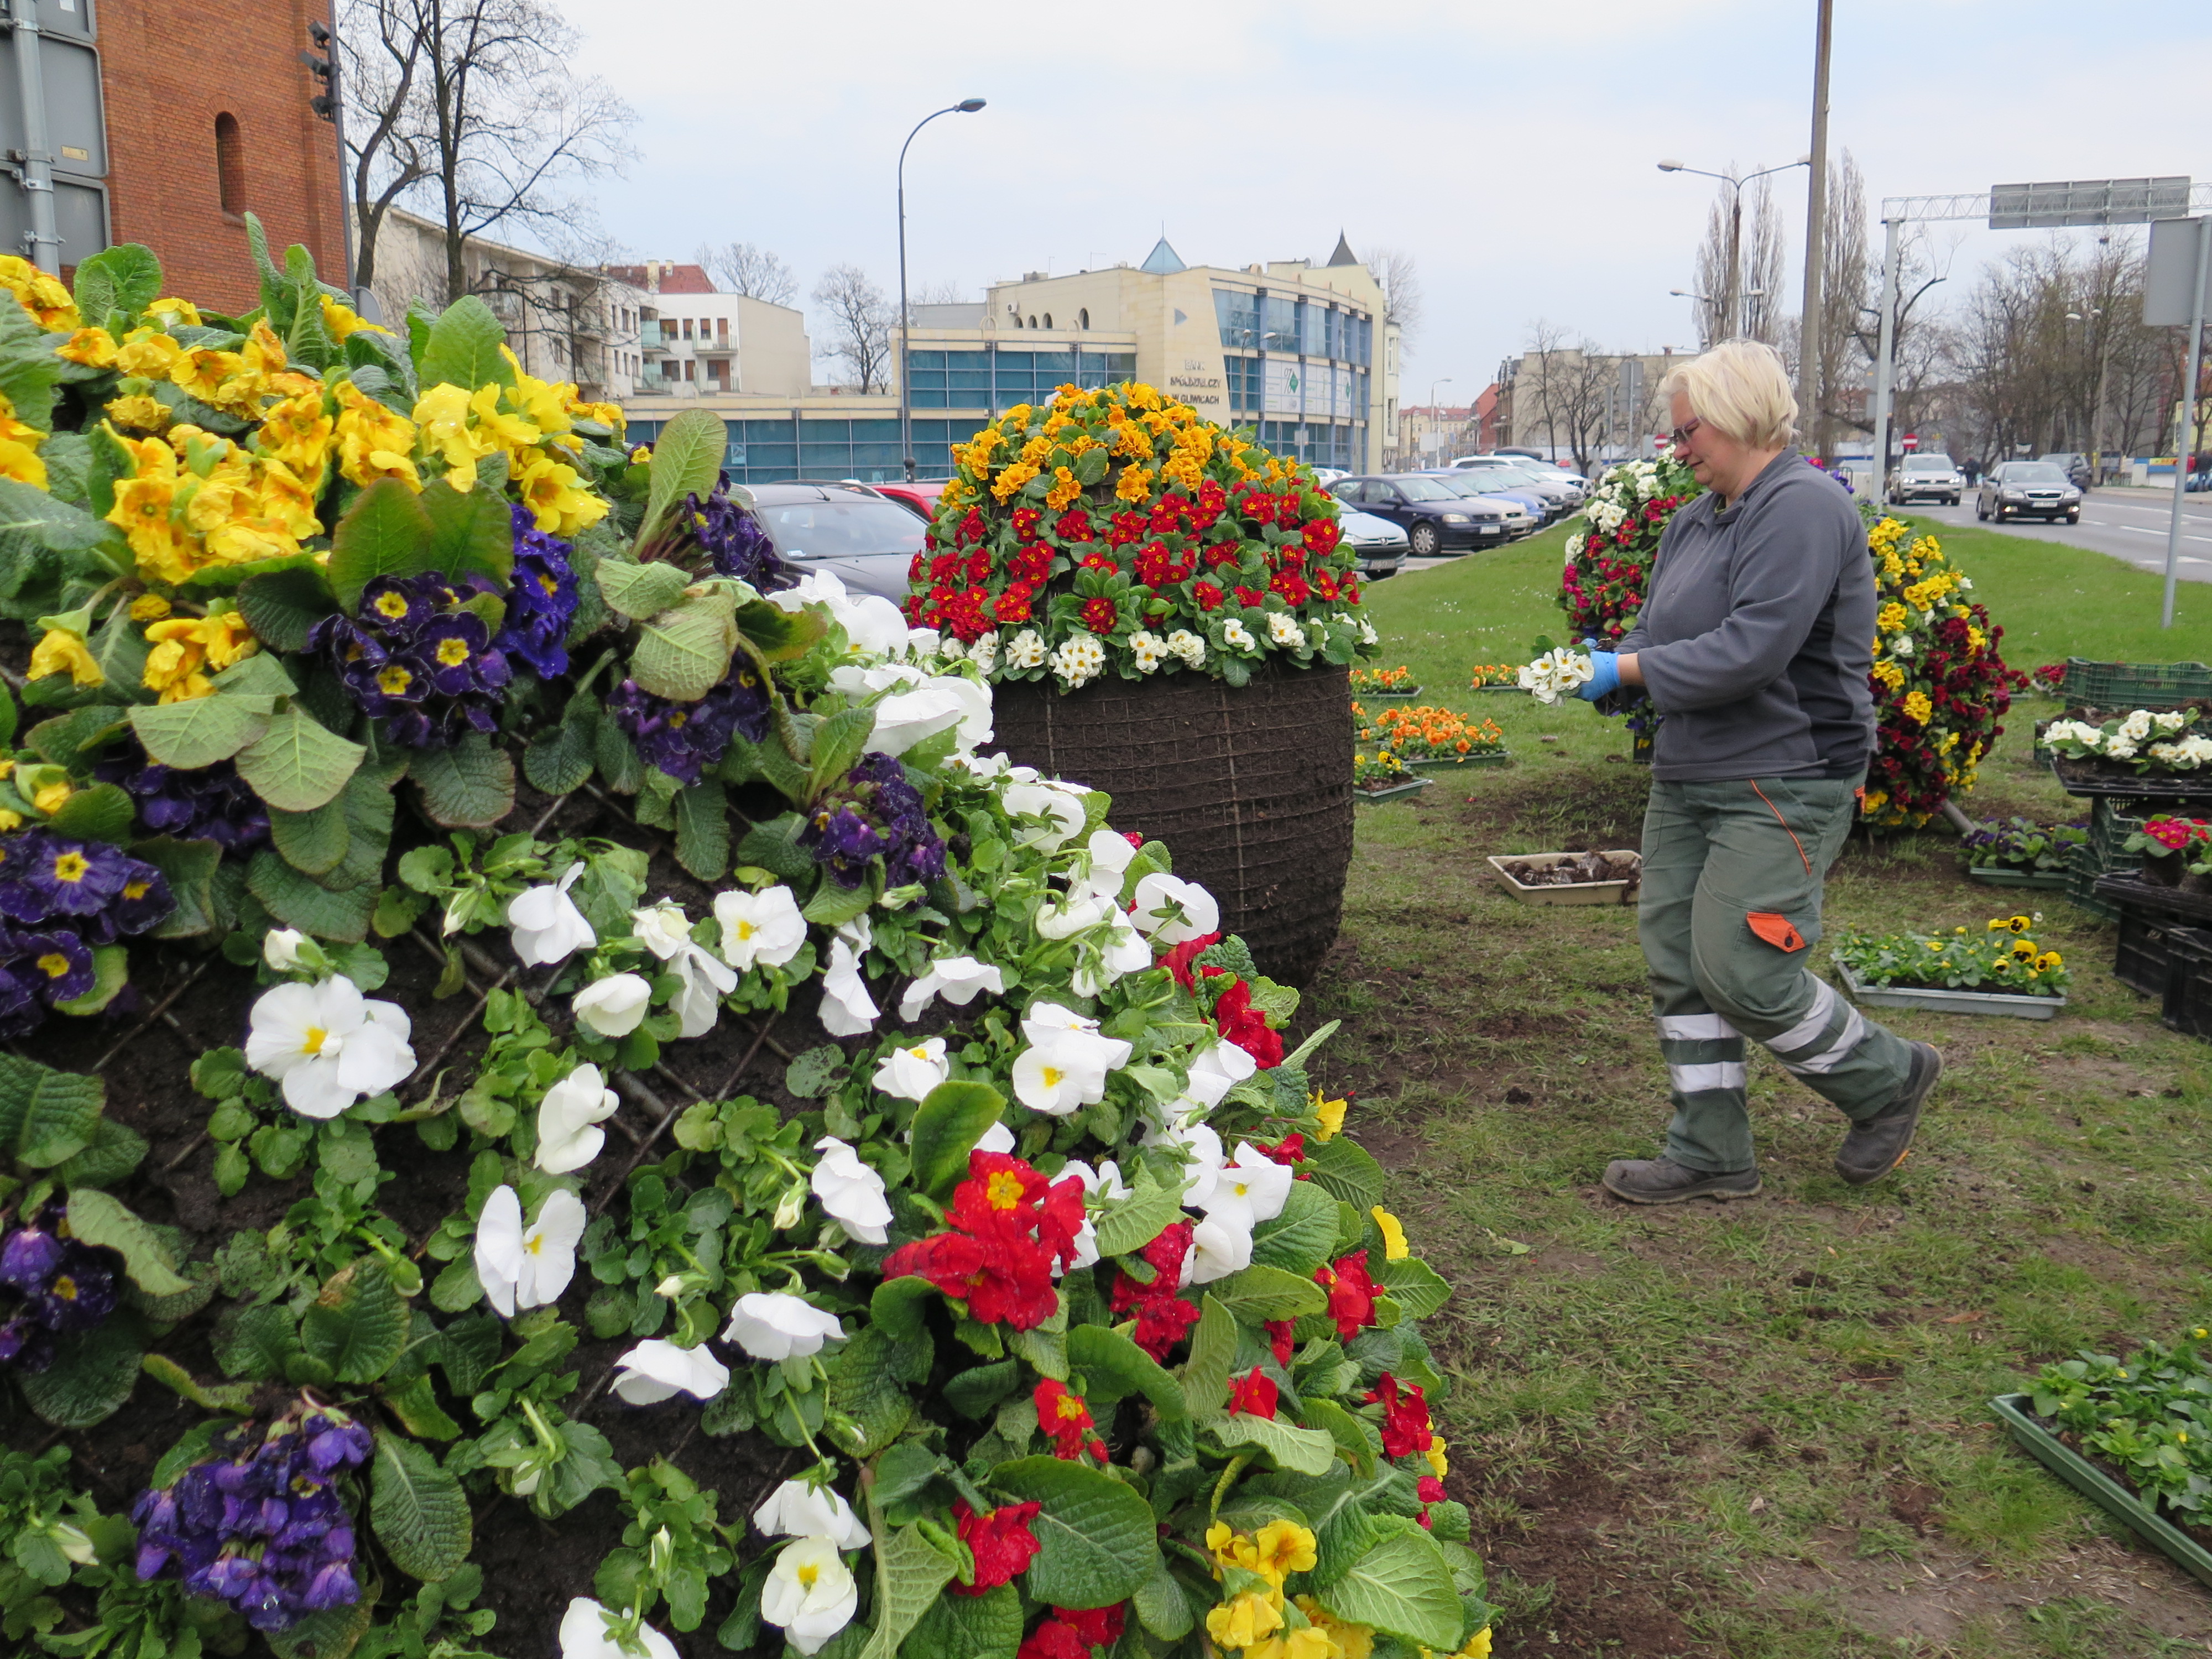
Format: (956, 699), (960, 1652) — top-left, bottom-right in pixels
(1474, 684), (1529, 694)
(1354, 778), (1432, 805)
(1834, 961), (2064, 1020)
(1407, 753), (1511, 769)
(1965, 867), (2071, 890)
(1357, 687), (1422, 699)
(1989, 1393), (2212, 1591)
(1487, 850), (1641, 906)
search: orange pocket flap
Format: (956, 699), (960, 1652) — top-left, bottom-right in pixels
(1748, 911), (1807, 953)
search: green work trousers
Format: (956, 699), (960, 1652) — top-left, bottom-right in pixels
(1637, 774), (1914, 1173)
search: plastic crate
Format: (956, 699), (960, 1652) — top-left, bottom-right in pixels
(2067, 799), (2148, 919)
(2115, 907), (2190, 995)
(2160, 926), (2212, 1039)
(2063, 658), (2212, 709)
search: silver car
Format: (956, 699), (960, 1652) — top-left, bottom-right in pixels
(1975, 460), (2081, 525)
(1336, 508), (1409, 578)
(1887, 453), (1963, 506)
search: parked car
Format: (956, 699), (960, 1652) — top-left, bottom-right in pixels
(1420, 471), (1541, 538)
(1443, 456), (1576, 515)
(1425, 463), (1562, 521)
(1327, 474), (1509, 556)
(873, 479), (950, 521)
(742, 481), (928, 601)
(1885, 453), (1964, 506)
(1477, 455), (1588, 502)
(1975, 461), (2081, 525)
(1335, 509), (1409, 579)
(2038, 452), (2094, 492)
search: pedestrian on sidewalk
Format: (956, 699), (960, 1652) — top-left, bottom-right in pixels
(1572, 341), (1942, 1203)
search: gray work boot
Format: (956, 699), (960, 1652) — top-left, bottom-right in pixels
(1601, 1156), (1762, 1204)
(1834, 1041), (1942, 1186)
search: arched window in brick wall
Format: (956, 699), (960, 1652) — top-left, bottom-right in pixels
(215, 113), (246, 215)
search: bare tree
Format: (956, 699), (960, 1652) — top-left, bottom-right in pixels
(1520, 321), (1617, 472)
(696, 241), (799, 306)
(1691, 166), (1790, 346)
(1741, 174), (1788, 346)
(812, 264), (894, 392)
(340, 0), (638, 304)
(1811, 149), (1870, 456)
(1367, 247), (1422, 357)
(911, 280), (968, 307)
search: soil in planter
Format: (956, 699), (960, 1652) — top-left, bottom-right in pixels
(1502, 852), (1640, 888)
(2039, 1415), (2212, 1554)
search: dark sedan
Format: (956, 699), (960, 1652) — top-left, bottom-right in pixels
(1975, 461), (2081, 525)
(740, 481), (927, 602)
(1327, 474), (1511, 557)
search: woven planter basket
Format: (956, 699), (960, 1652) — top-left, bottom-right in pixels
(990, 663), (1354, 987)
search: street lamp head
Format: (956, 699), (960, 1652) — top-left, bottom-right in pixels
(1657, 159), (1684, 173)
(956, 98), (986, 112)
(2065, 312), (2083, 322)
(1795, 153), (1813, 166)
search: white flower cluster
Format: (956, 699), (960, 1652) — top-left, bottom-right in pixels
(1050, 630), (1107, 687)
(1518, 646), (1597, 706)
(2041, 707), (2206, 770)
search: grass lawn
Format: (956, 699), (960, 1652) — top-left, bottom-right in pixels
(1312, 519), (2212, 1657)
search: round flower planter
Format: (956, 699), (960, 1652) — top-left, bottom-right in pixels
(989, 662), (1354, 986)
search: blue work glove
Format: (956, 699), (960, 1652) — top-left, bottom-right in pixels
(1575, 638), (1621, 701)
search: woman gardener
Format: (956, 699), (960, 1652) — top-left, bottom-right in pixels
(1579, 341), (1940, 1203)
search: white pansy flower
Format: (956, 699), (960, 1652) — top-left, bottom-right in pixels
(612, 1339), (731, 1405)
(1071, 907), (1152, 999)
(724, 1292), (845, 1360)
(262, 927), (309, 972)
(760, 1537), (859, 1656)
(572, 972), (653, 1038)
(754, 1479), (872, 1550)
(898, 954), (1006, 1021)
(633, 901), (738, 1039)
(1081, 828), (1137, 902)
(713, 884), (807, 972)
(473, 1186), (586, 1318)
(1175, 1039), (1259, 1115)
(245, 975), (415, 1119)
(976, 1120), (1016, 1155)
(907, 625), (943, 658)
(1130, 872), (1220, 943)
(559, 1598), (679, 1659)
(507, 862), (596, 967)
(1188, 1212), (1254, 1284)
(1199, 1141), (1296, 1228)
(817, 938), (879, 1037)
(1146, 1118), (1225, 1207)
(1003, 782), (1088, 852)
(534, 1062), (620, 1173)
(1053, 1158), (1129, 1273)
(1005, 628), (1048, 669)
(872, 1037), (949, 1103)
(1035, 891), (1111, 940)
(810, 1136), (892, 1244)
(1011, 1003), (1132, 1117)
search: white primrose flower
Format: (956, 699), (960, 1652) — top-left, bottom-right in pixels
(1129, 630), (1167, 672)
(611, 1339), (730, 1405)
(714, 885), (807, 972)
(534, 1062), (620, 1174)
(2119, 711), (2154, 743)
(968, 631), (1000, 675)
(1221, 618), (1258, 652)
(1002, 781), (1088, 852)
(1005, 628), (1048, 669)
(633, 901), (738, 1039)
(474, 1186), (586, 1318)
(262, 927), (309, 972)
(245, 975), (415, 1119)
(1050, 632), (1108, 687)
(1518, 646), (1596, 707)
(1199, 1141), (1296, 1229)
(872, 1037), (950, 1103)
(760, 1537), (859, 1656)
(572, 972), (653, 1038)
(2105, 739), (2138, 760)
(1267, 612), (1305, 648)
(1130, 872), (1220, 944)
(724, 1292), (845, 1360)
(559, 1598), (679, 1659)
(507, 862), (596, 967)
(1011, 1003), (1133, 1117)
(754, 1478), (872, 1550)
(2155, 708), (2188, 733)
(817, 938), (880, 1037)
(810, 1136), (893, 1244)
(898, 953), (1006, 1021)
(1165, 628), (1207, 668)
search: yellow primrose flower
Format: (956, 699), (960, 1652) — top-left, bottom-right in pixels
(33, 780), (72, 815)
(469, 380), (542, 453)
(318, 294), (389, 341)
(143, 613), (259, 703)
(412, 383), (497, 492)
(1294, 1599), (1374, 1659)
(29, 629), (104, 688)
(255, 387), (336, 493)
(333, 380), (421, 488)
(1426, 1434), (1449, 1480)
(103, 394), (173, 435)
(170, 347), (249, 410)
(0, 253), (79, 329)
(130, 594), (173, 622)
(113, 327), (185, 380)
(1250, 1520), (1317, 1588)
(106, 431), (196, 579)
(1370, 1207), (1409, 1261)
(1311, 1091), (1347, 1141)
(515, 451), (608, 536)
(145, 296), (202, 327)
(56, 327), (118, 368)
(1205, 1521), (1256, 1574)
(1417, 1632), (1493, 1659)
(1246, 1632), (1335, 1659)
(0, 419), (45, 489)
(1206, 1592), (1283, 1651)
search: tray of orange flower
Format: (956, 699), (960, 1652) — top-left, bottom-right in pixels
(1358, 705), (1510, 768)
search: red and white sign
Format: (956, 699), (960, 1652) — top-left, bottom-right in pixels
(1901, 432), (1920, 451)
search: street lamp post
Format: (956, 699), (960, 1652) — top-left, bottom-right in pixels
(1658, 158), (1809, 342)
(2067, 306), (2111, 481)
(1669, 289), (1766, 351)
(898, 98), (986, 483)
(1428, 377), (1452, 463)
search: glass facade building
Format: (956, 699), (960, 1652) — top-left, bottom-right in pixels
(906, 347), (1138, 410)
(1211, 282), (1373, 468)
(623, 417), (969, 486)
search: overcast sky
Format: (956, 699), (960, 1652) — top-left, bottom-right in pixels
(560, 0), (2208, 402)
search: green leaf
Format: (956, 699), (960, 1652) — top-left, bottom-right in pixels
(537, 1418), (623, 1517)
(1251, 1178), (1340, 1277)
(900, 1580), (1020, 1659)
(1303, 1135), (1386, 1211)
(140, 1353), (257, 1413)
(640, 408), (729, 540)
(807, 706), (877, 798)
(942, 1359), (1021, 1421)
(410, 733), (516, 829)
(986, 1455), (1161, 1608)
(72, 243), (163, 321)
(127, 693), (275, 769)
(315, 763), (399, 895)
(50, 1114), (148, 1188)
(380, 1372), (462, 1441)
(215, 1302), (300, 1380)
(299, 1258), (409, 1384)
(858, 1523), (961, 1659)
(1211, 1263), (1328, 1324)
(265, 1602), (373, 1659)
(1093, 1173), (1187, 1259)
(801, 875), (875, 930)
(327, 476), (440, 611)
(1207, 1413), (1338, 1476)
(524, 696), (598, 795)
(18, 1314), (143, 1427)
(65, 1188), (190, 1295)
(213, 649), (303, 699)
(672, 779), (728, 881)
(1301, 1397), (1376, 1478)
(1376, 1257), (1451, 1321)
(247, 849), (378, 942)
(419, 477), (515, 588)
(369, 1430), (473, 1582)
(1179, 1295), (1237, 1425)
(235, 703), (365, 812)
(909, 1081), (1006, 1198)
(736, 598), (827, 662)
(236, 566), (338, 653)
(825, 1325), (913, 1457)
(1066, 1323), (1186, 1421)
(1312, 1528), (1464, 1650)
(631, 592), (738, 701)
(51, 942), (128, 1016)
(0, 479), (107, 569)
(1131, 1552), (1198, 1641)
(0, 1053), (105, 1168)
(48, 782), (134, 844)
(593, 556), (691, 622)
(417, 295), (513, 394)
(270, 791), (352, 876)
(870, 1274), (940, 1345)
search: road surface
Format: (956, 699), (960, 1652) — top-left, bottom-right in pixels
(1893, 485), (2212, 585)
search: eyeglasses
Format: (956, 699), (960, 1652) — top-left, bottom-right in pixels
(1668, 416), (1703, 448)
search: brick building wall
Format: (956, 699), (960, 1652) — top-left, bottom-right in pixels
(97, 0), (346, 312)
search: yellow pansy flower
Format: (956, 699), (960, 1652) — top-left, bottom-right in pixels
(29, 630), (104, 688)
(1901, 690), (1932, 725)
(1312, 1091), (1347, 1141)
(1370, 1207), (1409, 1260)
(1206, 1592), (1283, 1651)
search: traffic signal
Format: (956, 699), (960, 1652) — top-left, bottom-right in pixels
(302, 22), (336, 122)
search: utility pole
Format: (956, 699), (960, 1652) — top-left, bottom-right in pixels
(1725, 190), (1742, 342)
(7, 0), (63, 273)
(1797, 0), (1834, 456)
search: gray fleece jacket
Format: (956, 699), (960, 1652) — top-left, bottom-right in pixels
(1616, 452), (1876, 781)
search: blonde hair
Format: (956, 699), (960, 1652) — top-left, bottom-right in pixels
(1656, 340), (1797, 450)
